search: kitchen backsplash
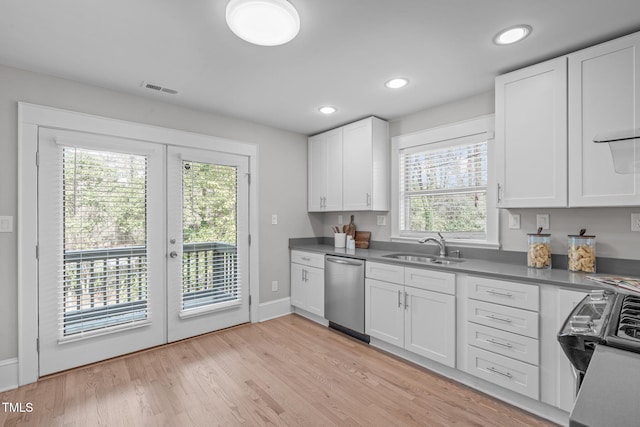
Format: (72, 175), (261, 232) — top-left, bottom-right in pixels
(318, 207), (640, 261)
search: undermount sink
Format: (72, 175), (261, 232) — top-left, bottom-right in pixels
(382, 253), (464, 265)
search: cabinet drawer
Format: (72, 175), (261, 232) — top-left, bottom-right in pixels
(467, 346), (539, 400)
(405, 267), (455, 295)
(291, 250), (325, 269)
(469, 276), (539, 311)
(467, 322), (539, 365)
(468, 299), (539, 339)
(366, 261), (404, 284)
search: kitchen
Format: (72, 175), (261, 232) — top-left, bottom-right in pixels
(2, 1), (640, 426)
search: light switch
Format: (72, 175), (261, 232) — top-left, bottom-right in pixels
(271, 214), (278, 225)
(377, 215), (387, 226)
(0, 216), (13, 233)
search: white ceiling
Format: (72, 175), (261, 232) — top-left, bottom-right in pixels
(1, 1), (640, 136)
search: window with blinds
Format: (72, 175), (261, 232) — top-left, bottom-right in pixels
(399, 135), (488, 239)
(181, 161), (240, 312)
(61, 147), (149, 337)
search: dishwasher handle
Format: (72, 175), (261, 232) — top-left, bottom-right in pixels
(326, 257), (364, 267)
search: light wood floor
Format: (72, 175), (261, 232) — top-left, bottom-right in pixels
(1, 315), (556, 426)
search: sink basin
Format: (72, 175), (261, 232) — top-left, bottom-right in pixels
(382, 253), (464, 264)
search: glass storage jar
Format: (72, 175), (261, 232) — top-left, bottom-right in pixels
(568, 229), (596, 273)
(527, 229), (552, 269)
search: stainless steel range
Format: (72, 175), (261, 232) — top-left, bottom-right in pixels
(558, 289), (640, 389)
(603, 293), (640, 352)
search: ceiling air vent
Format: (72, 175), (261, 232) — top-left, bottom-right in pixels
(141, 81), (178, 95)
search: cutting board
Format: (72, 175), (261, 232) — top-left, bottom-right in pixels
(355, 231), (371, 249)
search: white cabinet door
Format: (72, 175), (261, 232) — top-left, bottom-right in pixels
(308, 134), (326, 212)
(343, 119), (373, 210)
(305, 266), (325, 317)
(495, 57), (568, 208)
(568, 32), (640, 206)
(405, 287), (456, 367)
(324, 128), (343, 211)
(308, 129), (343, 211)
(290, 262), (306, 309)
(365, 279), (404, 347)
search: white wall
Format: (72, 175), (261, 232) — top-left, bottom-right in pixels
(322, 90), (640, 260)
(0, 64), (314, 361)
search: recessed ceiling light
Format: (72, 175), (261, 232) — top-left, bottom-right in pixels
(318, 106), (337, 115)
(385, 78), (409, 89)
(226, 0), (300, 46)
(494, 25), (532, 45)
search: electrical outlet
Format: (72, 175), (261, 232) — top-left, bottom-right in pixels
(508, 213), (521, 229)
(377, 215), (387, 226)
(632, 213), (640, 232)
(536, 214), (550, 230)
(338, 215), (344, 225)
(0, 216), (13, 233)
(271, 214), (278, 225)
(271, 281), (278, 292)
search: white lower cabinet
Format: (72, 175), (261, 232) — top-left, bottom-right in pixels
(290, 250), (325, 317)
(467, 346), (540, 400)
(365, 262), (456, 368)
(465, 276), (540, 400)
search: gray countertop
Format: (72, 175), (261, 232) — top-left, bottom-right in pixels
(570, 345), (640, 427)
(290, 242), (616, 293)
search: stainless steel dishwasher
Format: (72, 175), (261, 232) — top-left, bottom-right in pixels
(325, 255), (369, 342)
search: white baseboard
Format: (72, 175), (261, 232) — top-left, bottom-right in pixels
(259, 297), (293, 322)
(0, 358), (19, 392)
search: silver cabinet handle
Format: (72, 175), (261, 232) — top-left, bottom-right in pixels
(301, 257), (311, 261)
(398, 290), (402, 308)
(487, 338), (513, 349)
(487, 366), (513, 378)
(404, 291), (409, 310)
(486, 314), (513, 323)
(497, 183), (502, 204)
(486, 289), (514, 298)
(169, 251), (178, 258)
(366, 193), (371, 206)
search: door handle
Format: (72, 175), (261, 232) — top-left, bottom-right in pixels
(169, 251), (178, 258)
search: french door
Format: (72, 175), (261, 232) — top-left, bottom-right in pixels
(37, 128), (249, 376)
(166, 146), (249, 342)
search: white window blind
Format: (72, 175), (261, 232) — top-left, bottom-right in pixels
(399, 135), (488, 239)
(181, 161), (240, 313)
(60, 146), (150, 338)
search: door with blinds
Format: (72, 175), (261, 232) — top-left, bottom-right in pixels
(37, 129), (251, 375)
(166, 146), (249, 342)
(38, 128), (166, 376)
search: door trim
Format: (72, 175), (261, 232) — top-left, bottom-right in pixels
(17, 102), (260, 385)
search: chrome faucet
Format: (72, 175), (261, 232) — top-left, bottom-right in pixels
(419, 232), (447, 257)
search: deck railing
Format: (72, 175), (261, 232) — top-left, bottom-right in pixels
(62, 242), (237, 334)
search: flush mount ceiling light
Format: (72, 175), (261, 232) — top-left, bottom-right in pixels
(226, 0), (300, 46)
(318, 106), (337, 115)
(385, 78), (409, 89)
(494, 25), (532, 45)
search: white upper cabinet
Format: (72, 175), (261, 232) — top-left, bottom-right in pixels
(308, 116), (389, 212)
(495, 57), (568, 208)
(568, 32), (640, 206)
(496, 30), (640, 208)
(308, 128), (343, 212)
(342, 117), (389, 211)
